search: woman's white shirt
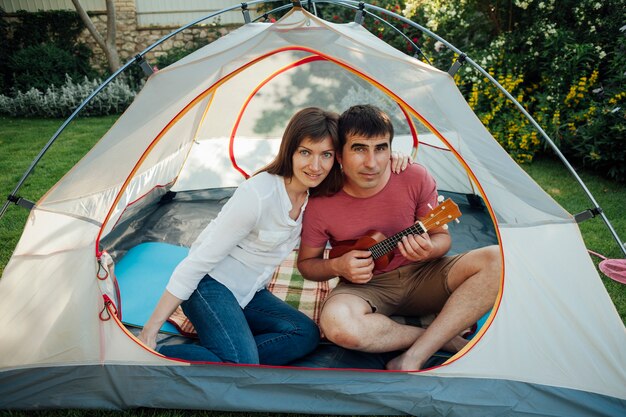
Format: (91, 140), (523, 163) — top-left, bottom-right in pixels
(166, 172), (306, 307)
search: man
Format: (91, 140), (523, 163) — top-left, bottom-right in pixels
(297, 104), (501, 371)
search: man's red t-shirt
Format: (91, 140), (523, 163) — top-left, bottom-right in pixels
(301, 163), (438, 274)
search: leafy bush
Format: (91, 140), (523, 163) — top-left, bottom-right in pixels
(0, 75), (136, 118)
(8, 43), (95, 92)
(421, 0), (625, 183)
(8, 10), (84, 49)
(1, 10), (95, 95)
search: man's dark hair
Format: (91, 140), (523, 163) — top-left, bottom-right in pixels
(338, 104), (394, 147)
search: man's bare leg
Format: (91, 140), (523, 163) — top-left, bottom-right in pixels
(320, 294), (468, 354)
(386, 245), (501, 370)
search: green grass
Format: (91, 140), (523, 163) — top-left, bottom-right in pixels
(0, 116), (624, 417)
(0, 116), (117, 272)
(521, 156), (626, 321)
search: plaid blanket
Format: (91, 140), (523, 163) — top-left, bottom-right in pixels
(167, 251), (339, 337)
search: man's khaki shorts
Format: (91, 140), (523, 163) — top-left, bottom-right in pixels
(324, 254), (466, 317)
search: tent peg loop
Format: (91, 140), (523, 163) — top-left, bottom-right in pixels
(7, 194), (34, 211)
(135, 54), (155, 77)
(354, 3), (366, 25)
(574, 207), (604, 223)
(291, 0), (302, 8)
(99, 302), (111, 321)
(448, 53), (467, 76)
(241, 3), (251, 23)
(96, 259), (109, 280)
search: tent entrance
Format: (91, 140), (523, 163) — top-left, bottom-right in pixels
(101, 186), (497, 369)
(94, 43), (499, 369)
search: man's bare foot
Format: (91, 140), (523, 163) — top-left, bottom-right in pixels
(386, 351), (421, 371)
(386, 335), (470, 371)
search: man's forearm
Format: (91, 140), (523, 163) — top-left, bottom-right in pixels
(429, 231), (452, 260)
(298, 257), (341, 282)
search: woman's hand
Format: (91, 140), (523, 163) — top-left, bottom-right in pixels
(137, 290), (184, 351)
(390, 151), (412, 173)
(138, 327), (158, 350)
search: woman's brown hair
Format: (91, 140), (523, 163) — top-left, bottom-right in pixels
(259, 107), (342, 197)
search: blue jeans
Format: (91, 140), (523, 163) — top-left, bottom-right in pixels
(158, 275), (320, 365)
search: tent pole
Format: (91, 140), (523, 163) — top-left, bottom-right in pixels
(316, 0), (626, 257)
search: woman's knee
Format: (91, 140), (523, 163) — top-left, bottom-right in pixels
(300, 318), (321, 348)
(284, 311), (320, 351)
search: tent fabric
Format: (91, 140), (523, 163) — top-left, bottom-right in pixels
(1, 365), (624, 416)
(0, 8), (625, 414)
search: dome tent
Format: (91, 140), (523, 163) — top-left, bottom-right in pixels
(1, 4), (625, 415)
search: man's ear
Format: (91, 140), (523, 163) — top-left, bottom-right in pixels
(336, 152), (343, 165)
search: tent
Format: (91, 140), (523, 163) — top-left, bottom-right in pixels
(1, 5), (625, 415)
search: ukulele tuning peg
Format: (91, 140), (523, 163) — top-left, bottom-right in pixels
(437, 195), (444, 203)
(455, 219), (460, 224)
(442, 224), (449, 230)
(427, 203), (433, 210)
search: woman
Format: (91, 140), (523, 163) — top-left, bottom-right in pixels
(139, 107), (409, 365)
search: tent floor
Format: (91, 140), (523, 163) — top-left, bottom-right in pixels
(104, 187), (497, 369)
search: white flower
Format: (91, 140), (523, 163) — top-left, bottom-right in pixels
(590, 25), (596, 33)
(594, 2), (602, 9)
(599, 50), (607, 59)
(539, 2), (545, 9)
(514, 0), (532, 10)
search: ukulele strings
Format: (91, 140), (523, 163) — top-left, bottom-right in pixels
(369, 222), (426, 259)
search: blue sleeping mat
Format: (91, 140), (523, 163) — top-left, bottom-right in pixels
(115, 242), (189, 334)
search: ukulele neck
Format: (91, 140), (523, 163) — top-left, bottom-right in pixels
(369, 222), (426, 259)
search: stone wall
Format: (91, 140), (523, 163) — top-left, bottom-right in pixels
(79, 0), (232, 71)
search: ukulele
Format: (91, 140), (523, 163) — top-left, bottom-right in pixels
(328, 198), (462, 270)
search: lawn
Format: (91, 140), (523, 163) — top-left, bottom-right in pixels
(0, 116), (624, 417)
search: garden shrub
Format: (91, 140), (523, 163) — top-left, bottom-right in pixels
(0, 75), (136, 118)
(8, 10), (84, 49)
(8, 43), (95, 92)
(0, 12), (9, 93)
(1, 10), (94, 95)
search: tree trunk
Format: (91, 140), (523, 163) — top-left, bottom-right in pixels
(71, 0), (121, 73)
